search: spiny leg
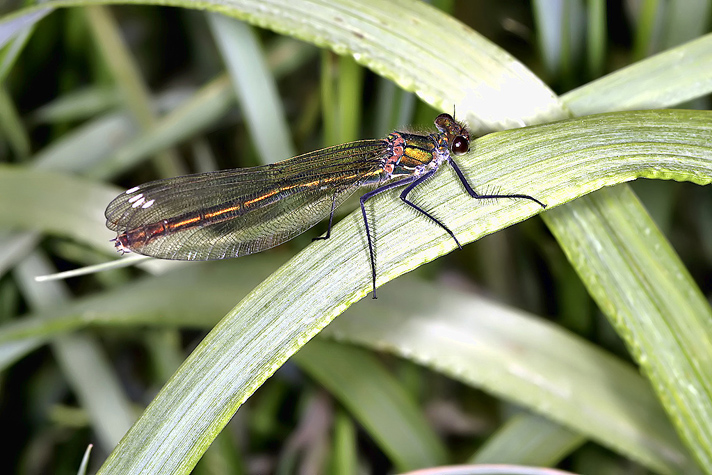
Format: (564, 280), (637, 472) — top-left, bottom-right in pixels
(360, 176), (420, 298)
(312, 192), (339, 241)
(448, 158), (547, 208)
(399, 169), (463, 249)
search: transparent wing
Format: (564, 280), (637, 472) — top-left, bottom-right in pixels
(105, 140), (387, 260)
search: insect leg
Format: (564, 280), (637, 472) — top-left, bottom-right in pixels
(448, 158), (547, 208)
(312, 192), (339, 241)
(360, 176), (419, 298)
(399, 170), (463, 249)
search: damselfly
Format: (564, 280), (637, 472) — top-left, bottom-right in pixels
(105, 113), (545, 298)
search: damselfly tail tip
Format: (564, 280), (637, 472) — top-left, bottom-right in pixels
(111, 236), (131, 256)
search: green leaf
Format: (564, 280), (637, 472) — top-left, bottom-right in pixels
(207, 13), (295, 163)
(2, 107), (710, 473)
(0, 0), (566, 130)
(544, 185), (712, 469)
(557, 31), (712, 472)
(0, 262), (697, 472)
(2, 1), (711, 472)
(563, 33), (712, 115)
(295, 341), (447, 471)
(323, 278), (700, 474)
(470, 413), (585, 466)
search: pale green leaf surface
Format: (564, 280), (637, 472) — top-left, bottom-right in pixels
(544, 185), (712, 470)
(0, 166), (120, 252)
(563, 33), (712, 115)
(30, 86), (121, 124)
(33, 113), (137, 172)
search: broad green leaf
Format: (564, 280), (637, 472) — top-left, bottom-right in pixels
(558, 31), (712, 471)
(563, 33), (712, 115)
(544, 185), (712, 469)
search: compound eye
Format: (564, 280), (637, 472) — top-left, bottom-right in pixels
(452, 135), (469, 155)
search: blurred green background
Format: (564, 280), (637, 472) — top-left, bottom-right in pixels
(0, 1), (711, 474)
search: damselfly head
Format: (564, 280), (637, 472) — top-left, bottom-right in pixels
(434, 113), (470, 156)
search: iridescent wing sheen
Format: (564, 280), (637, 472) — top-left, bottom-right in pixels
(105, 140), (387, 260)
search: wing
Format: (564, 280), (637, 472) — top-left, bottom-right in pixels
(105, 139), (387, 260)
